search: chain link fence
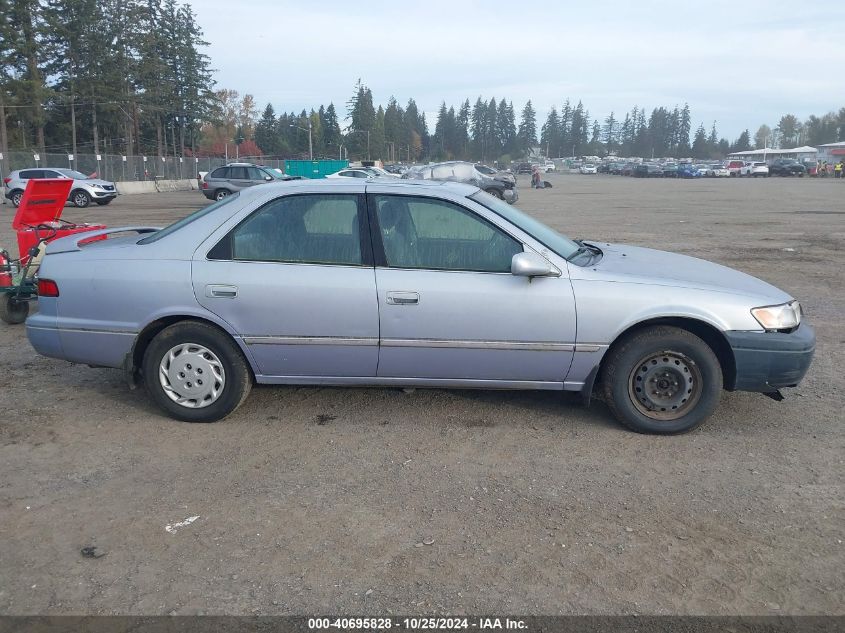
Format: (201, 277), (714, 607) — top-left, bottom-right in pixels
(0, 151), (289, 183)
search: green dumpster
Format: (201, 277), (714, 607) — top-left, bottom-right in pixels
(284, 159), (349, 179)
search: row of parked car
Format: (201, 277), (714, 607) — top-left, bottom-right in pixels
(198, 161), (520, 204)
(572, 157), (812, 179)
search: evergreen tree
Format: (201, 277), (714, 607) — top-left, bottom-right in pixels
(517, 100), (537, 156)
(540, 107), (560, 157)
(732, 129), (751, 153)
(456, 99), (470, 159)
(678, 103), (692, 155)
(254, 103), (276, 155)
(691, 124), (708, 157)
(602, 112), (617, 153)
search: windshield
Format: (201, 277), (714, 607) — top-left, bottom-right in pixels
(56, 168), (90, 179)
(469, 191), (580, 260)
(138, 192), (240, 244)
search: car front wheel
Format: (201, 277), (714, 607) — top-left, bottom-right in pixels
(601, 326), (722, 434)
(72, 190), (91, 208)
(142, 321), (252, 422)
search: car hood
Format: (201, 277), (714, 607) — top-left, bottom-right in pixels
(578, 242), (792, 302)
(79, 179), (114, 187)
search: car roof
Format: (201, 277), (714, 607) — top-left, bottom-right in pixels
(234, 177), (479, 201)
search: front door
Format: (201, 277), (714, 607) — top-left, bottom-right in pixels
(192, 192), (379, 378)
(369, 193), (576, 384)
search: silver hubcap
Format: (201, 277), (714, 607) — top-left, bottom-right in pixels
(13, 194), (22, 205)
(628, 350), (702, 421)
(216, 191), (228, 200)
(74, 193), (87, 206)
(159, 343), (225, 409)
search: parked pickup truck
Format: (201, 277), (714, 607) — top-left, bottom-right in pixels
(768, 159), (806, 177)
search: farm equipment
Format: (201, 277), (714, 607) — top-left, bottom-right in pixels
(1, 178), (106, 324)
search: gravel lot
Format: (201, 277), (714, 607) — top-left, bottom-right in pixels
(0, 176), (842, 616)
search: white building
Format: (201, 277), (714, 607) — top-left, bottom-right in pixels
(816, 141), (845, 165)
(727, 146), (818, 162)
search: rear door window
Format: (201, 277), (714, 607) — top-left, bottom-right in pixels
(224, 194), (365, 266)
(19, 170), (43, 179)
(210, 167), (228, 179)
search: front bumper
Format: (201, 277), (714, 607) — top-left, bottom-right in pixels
(504, 188), (519, 204)
(88, 189), (118, 199)
(725, 321), (815, 392)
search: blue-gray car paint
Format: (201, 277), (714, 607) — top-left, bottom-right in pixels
(26, 179), (814, 399)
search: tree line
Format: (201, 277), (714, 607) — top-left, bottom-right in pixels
(753, 110), (845, 151)
(0, 0), (215, 163)
(3, 1), (845, 170)
(239, 80), (794, 163)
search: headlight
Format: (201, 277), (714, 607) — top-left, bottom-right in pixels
(751, 301), (801, 331)
(92, 184), (104, 189)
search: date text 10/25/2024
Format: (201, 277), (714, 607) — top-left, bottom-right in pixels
(308, 618), (527, 630)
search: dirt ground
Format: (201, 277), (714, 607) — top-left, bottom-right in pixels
(0, 176), (842, 616)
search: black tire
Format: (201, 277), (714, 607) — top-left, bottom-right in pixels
(95, 199), (113, 206)
(9, 190), (24, 207)
(142, 321), (252, 422)
(71, 189), (91, 208)
(214, 189), (230, 201)
(601, 326), (722, 434)
(0, 294), (29, 325)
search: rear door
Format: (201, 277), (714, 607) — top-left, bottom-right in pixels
(366, 188), (576, 384)
(192, 186), (379, 378)
(227, 166), (253, 191)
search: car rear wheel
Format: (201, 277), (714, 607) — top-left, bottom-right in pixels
(142, 321), (252, 422)
(9, 190), (23, 207)
(72, 189), (91, 208)
(602, 326), (722, 434)
(214, 189), (230, 201)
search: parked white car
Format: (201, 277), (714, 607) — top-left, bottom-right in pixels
(326, 168), (375, 179)
(544, 161), (556, 172)
(707, 164), (731, 178)
(579, 164), (598, 175)
(740, 162), (770, 178)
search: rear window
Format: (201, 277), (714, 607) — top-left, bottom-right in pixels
(19, 170), (42, 179)
(209, 167), (228, 178)
(138, 192), (241, 244)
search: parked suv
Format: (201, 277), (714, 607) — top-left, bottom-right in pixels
(768, 159), (806, 177)
(201, 163), (280, 200)
(740, 161), (769, 177)
(3, 168), (117, 208)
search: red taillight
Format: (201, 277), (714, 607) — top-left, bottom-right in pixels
(37, 279), (59, 297)
(202, 181), (208, 189)
(2, 177), (10, 185)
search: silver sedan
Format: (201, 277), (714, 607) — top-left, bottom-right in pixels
(26, 179), (815, 434)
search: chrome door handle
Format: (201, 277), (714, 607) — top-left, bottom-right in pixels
(206, 284), (238, 298)
(386, 291), (419, 305)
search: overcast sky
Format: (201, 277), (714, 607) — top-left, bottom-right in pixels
(193, 1), (845, 140)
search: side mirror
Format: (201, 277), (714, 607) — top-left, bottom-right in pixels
(511, 252), (556, 278)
